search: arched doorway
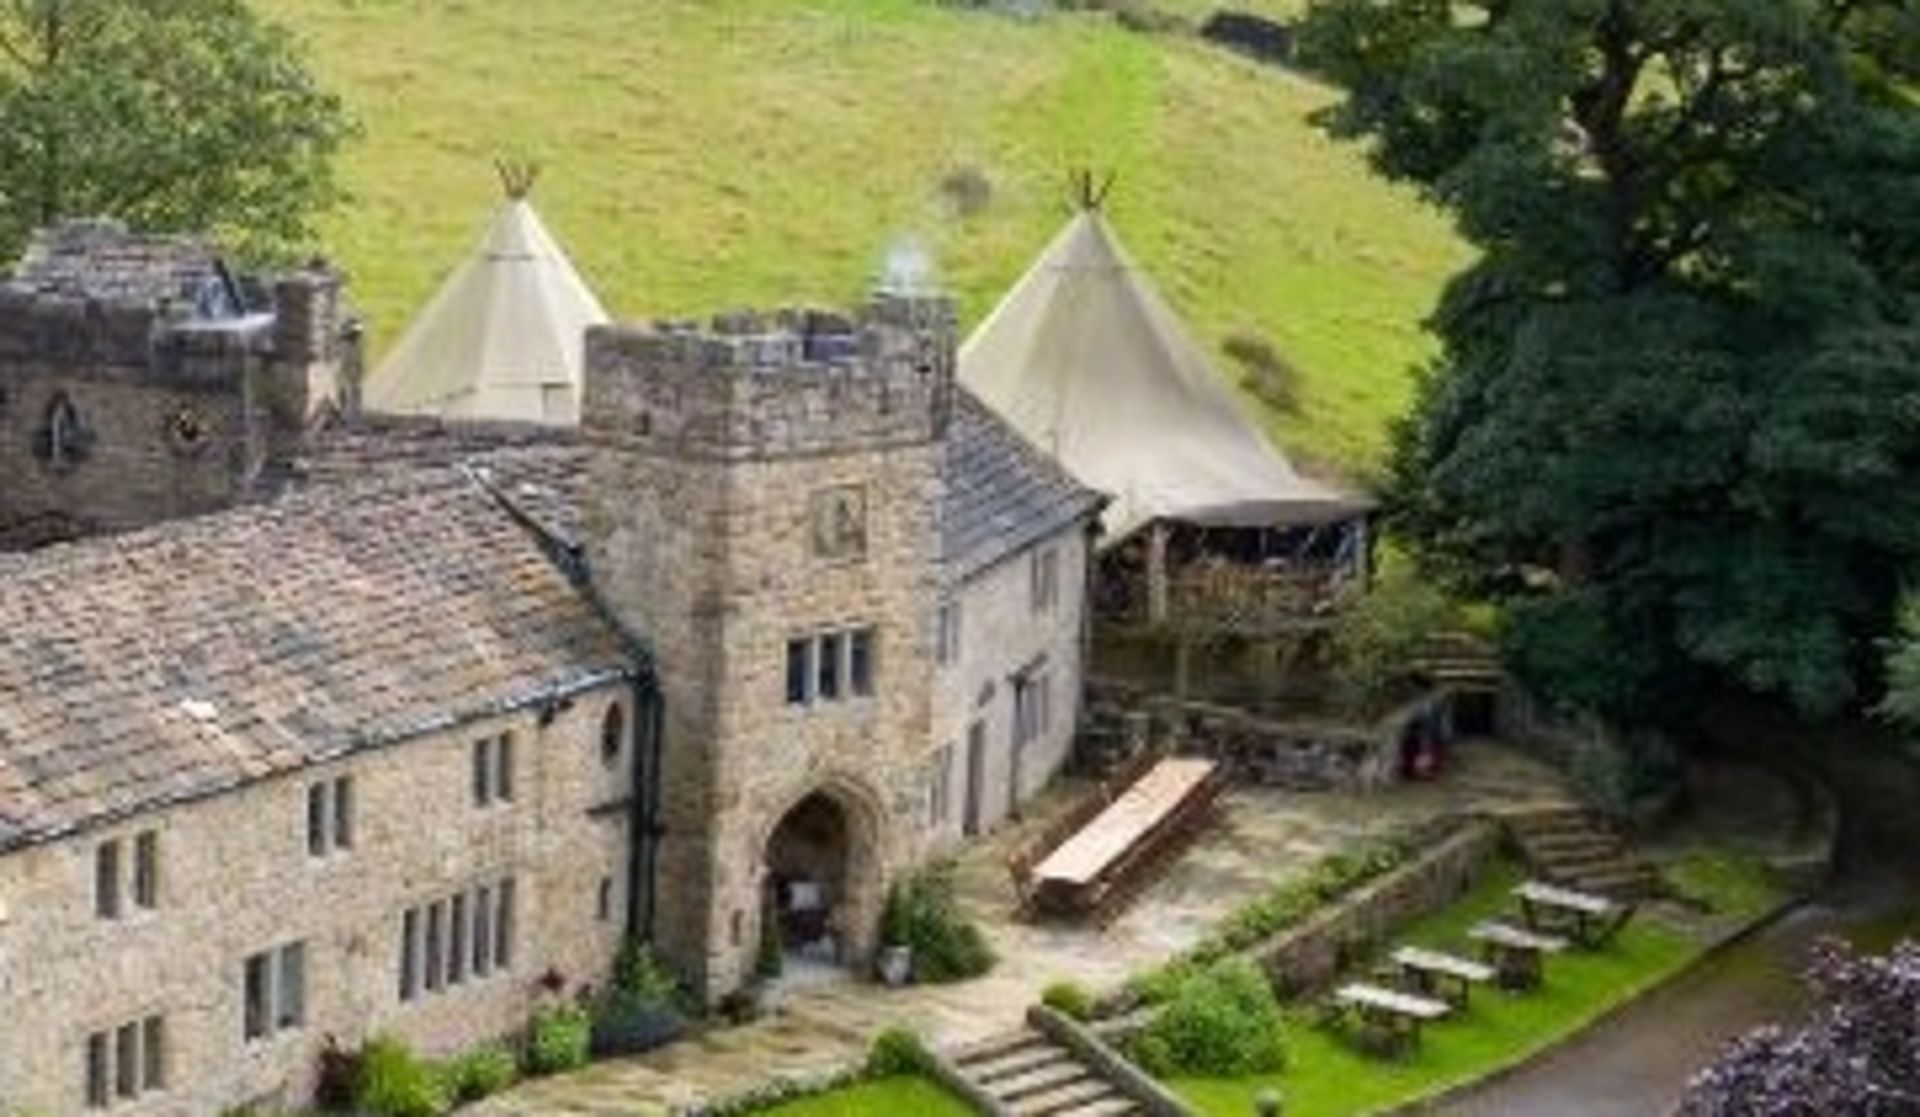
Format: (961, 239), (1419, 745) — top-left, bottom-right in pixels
(762, 787), (877, 973)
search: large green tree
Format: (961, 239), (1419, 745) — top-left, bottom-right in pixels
(0, 0), (353, 262)
(1301, 0), (1920, 725)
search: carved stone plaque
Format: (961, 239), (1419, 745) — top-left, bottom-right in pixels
(810, 484), (868, 561)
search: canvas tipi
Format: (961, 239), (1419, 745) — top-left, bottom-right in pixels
(959, 205), (1361, 545)
(367, 165), (609, 425)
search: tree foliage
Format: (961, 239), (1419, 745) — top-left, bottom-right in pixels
(0, 0), (353, 262)
(1877, 594), (1920, 728)
(1680, 938), (1920, 1115)
(1300, 0), (1920, 724)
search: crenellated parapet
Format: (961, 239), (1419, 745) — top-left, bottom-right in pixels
(582, 292), (956, 460)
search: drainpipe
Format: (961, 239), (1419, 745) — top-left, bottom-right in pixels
(627, 666), (665, 941)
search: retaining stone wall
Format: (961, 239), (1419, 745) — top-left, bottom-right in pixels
(1249, 821), (1503, 996)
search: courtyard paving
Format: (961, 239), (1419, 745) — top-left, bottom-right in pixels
(470, 743), (1573, 1115)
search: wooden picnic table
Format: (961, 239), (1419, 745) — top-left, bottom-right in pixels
(1031, 757), (1219, 887)
(1469, 920), (1569, 991)
(1328, 983), (1452, 1058)
(1515, 880), (1635, 948)
(1391, 946), (1496, 1009)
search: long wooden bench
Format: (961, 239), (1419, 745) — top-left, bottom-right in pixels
(1024, 756), (1227, 921)
(1008, 750), (1167, 914)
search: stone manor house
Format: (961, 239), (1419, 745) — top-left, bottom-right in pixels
(0, 222), (1104, 1115)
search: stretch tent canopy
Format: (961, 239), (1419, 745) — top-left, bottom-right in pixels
(959, 210), (1363, 545)
(368, 189), (608, 426)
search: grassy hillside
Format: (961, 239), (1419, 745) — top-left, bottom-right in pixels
(258, 0), (1466, 470)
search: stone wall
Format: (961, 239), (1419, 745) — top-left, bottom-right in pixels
(581, 296), (954, 1001)
(0, 263), (350, 547)
(1249, 822), (1502, 996)
(1085, 681), (1444, 794)
(929, 527), (1091, 848)
(0, 681), (635, 1117)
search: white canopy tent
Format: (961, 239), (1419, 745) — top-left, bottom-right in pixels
(959, 210), (1363, 547)
(367, 181), (608, 426)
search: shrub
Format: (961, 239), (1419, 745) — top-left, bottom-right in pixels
(1327, 561), (1462, 714)
(757, 914), (786, 980)
(592, 939), (689, 1057)
(1129, 958), (1288, 1078)
(1223, 331), (1302, 415)
(314, 1034), (363, 1110)
(526, 1004), (592, 1076)
(866, 1027), (937, 1078)
(1041, 980), (1095, 1021)
(1128, 826), (1433, 1003)
(1681, 940), (1920, 1115)
(353, 1034), (450, 1117)
(446, 1043), (519, 1103)
(880, 864), (996, 983)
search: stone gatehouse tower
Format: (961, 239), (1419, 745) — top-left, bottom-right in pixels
(582, 295), (952, 997)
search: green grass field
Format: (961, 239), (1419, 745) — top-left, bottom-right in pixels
(755, 1075), (975, 1116)
(256, 0), (1465, 470)
(1170, 861), (1781, 1117)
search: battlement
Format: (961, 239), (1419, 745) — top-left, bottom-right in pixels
(0, 220), (346, 387)
(584, 292), (957, 459)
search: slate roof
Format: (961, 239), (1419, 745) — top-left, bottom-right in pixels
(6, 220), (234, 309)
(308, 390), (1104, 579)
(0, 389), (1096, 852)
(0, 468), (633, 852)
(942, 391), (1106, 578)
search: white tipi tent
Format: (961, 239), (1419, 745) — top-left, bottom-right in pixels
(960, 207), (1362, 545)
(367, 167), (608, 425)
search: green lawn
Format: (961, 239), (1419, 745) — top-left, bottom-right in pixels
(754, 1075), (975, 1116)
(255, 0), (1466, 472)
(1169, 861), (1779, 1117)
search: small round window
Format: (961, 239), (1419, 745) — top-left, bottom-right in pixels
(600, 702), (626, 767)
(166, 406), (212, 457)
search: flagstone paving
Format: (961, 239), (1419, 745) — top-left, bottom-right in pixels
(469, 742), (1574, 1115)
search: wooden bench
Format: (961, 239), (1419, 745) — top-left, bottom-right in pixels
(1515, 880), (1635, 949)
(1027, 757), (1226, 921)
(1469, 921), (1568, 992)
(1390, 946), (1495, 1009)
(1323, 982), (1451, 1058)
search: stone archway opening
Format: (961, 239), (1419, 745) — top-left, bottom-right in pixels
(764, 791), (864, 971)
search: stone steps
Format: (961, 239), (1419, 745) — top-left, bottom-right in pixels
(950, 1028), (1143, 1117)
(1504, 807), (1662, 901)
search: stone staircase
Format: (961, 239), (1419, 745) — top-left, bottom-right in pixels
(950, 1028), (1145, 1117)
(1411, 631), (1505, 688)
(1505, 806), (1663, 899)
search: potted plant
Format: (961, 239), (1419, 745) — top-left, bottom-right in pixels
(752, 915), (787, 1013)
(877, 883), (915, 987)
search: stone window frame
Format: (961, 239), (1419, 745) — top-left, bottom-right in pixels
(84, 1013), (166, 1108)
(600, 700), (627, 768)
(935, 600), (963, 667)
(35, 390), (94, 472)
(784, 626), (878, 707)
(243, 941), (306, 1043)
(1030, 546), (1061, 615)
(928, 743), (955, 825)
(306, 775), (354, 858)
(1012, 667), (1053, 751)
(471, 732), (516, 808)
(397, 876), (518, 1004)
(95, 828), (160, 920)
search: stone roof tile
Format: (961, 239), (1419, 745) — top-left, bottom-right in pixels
(0, 467), (632, 852)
